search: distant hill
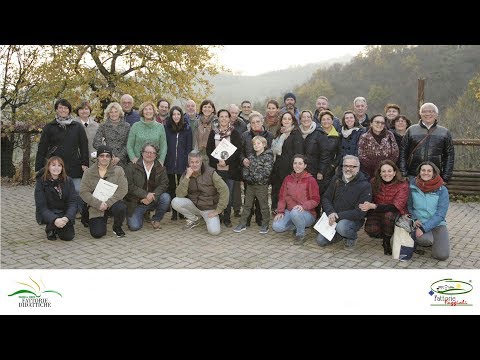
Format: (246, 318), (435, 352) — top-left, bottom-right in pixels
(207, 54), (353, 108)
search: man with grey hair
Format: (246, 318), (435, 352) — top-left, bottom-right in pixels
(353, 96), (370, 128)
(121, 94), (140, 126)
(313, 95), (341, 132)
(171, 150), (229, 235)
(316, 155), (372, 249)
(184, 99), (199, 150)
(399, 102), (454, 182)
(228, 103), (247, 217)
(124, 142), (170, 231)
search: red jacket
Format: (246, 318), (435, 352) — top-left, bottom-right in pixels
(372, 179), (409, 215)
(277, 171), (320, 218)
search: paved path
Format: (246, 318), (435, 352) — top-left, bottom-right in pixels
(1, 185), (479, 269)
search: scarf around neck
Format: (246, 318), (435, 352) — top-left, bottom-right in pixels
(55, 114), (73, 128)
(300, 122), (316, 139)
(415, 174), (444, 193)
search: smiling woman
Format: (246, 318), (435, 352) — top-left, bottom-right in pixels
(213, 45), (366, 75)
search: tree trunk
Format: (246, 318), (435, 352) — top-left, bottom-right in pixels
(21, 132), (32, 184)
(1, 133), (15, 177)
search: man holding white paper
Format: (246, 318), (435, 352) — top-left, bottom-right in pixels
(80, 145), (128, 238)
(315, 155), (372, 249)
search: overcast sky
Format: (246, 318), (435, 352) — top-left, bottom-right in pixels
(212, 45), (366, 76)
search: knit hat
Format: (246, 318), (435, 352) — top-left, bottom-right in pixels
(96, 145), (113, 158)
(284, 92), (296, 102)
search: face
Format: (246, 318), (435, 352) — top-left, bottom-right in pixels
(380, 164), (396, 182)
(385, 108), (399, 120)
(321, 114), (333, 131)
(185, 101), (196, 115)
(316, 98), (328, 111)
(342, 159), (360, 180)
(218, 111), (230, 127)
(143, 105), (155, 120)
(188, 156), (202, 173)
(241, 102), (252, 115)
(266, 103), (278, 116)
(48, 160), (62, 178)
(201, 103), (214, 117)
(420, 106), (437, 125)
(281, 113), (294, 127)
(172, 109), (182, 123)
(228, 107), (239, 121)
(78, 106), (91, 119)
(284, 97), (295, 108)
(109, 106), (121, 121)
(158, 101), (169, 116)
(121, 97), (133, 112)
(300, 112), (312, 128)
(293, 157), (306, 173)
(142, 146), (157, 162)
(252, 139), (265, 152)
(250, 116), (263, 132)
(98, 153), (111, 167)
(344, 113), (356, 128)
(394, 117), (408, 132)
(56, 104), (70, 118)
(371, 116), (386, 133)
(419, 164), (434, 181)
(354, 101), (367, 117)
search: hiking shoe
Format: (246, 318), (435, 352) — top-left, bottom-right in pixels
(151, 220), (162, 230)
(259, 225), (269, 234)
(233, 224), (247, 233)
(293, 234), (306, 245)
(113, 227), (126, 238)
(46, 229), (57, 241)
(343, 238), (357, 249)
(183, 218), (200, 230)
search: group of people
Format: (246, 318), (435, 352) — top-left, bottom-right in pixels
(34, 93), (454, 261)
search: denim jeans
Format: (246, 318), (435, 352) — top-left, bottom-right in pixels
(127, 192), (171, 231)
(71, 177), (85, 214)
(272, 209), (316, 236)
(316, 218), (364, 246)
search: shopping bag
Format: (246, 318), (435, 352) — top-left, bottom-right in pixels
(391, 225), (415, 261)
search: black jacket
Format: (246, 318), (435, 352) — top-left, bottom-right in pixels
(35, 119), (89, 178)
(34, 171), (77, 225)
(399, 121), (455, 182)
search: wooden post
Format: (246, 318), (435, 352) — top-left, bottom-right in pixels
(417, 78), (425, 120)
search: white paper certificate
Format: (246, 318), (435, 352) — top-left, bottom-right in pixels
(92, 178), (118, 202)
(211, 138), (237, 160)
(313, 212), (337, 241)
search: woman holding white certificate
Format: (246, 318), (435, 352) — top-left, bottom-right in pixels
(206, 109), (242, 228)
(80, 145), (128, 238)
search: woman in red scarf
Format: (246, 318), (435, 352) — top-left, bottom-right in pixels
(407, 161), (450, 260)
(359, 160), (409, 255)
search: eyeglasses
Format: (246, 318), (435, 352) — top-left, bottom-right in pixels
(343, 165), (359, 169)
(98, 154), (111, 158)
(372, 120), (385, 125)
(421, 110), (435, 114)
(143, 151), (157, 155)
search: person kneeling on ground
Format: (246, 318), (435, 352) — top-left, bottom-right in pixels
(124, 143), (171, 231)
(80, 145), (128, 238)
(171, 150), (229, 236)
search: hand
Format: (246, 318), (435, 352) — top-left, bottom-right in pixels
(81, 165), (88, 172)
(292, 205), (304, 212)
(99, 202), (108, 211)
(328, 212), (338, 226)
(208, 210), (220, 218)
(185, 167), (194, 178)
(146, 192), (156, 203)
(316, 173), (323, 181)
(415, 227), (424, 238)
(218, 159), (226, 167)
(131, 157), (138, 164)
(112, 156), (120, 166)
(243, 159), (250, 167)
(414, 220), (422, 228)
(274, 213), (284, 221)
(54, 217), (67, 228)
(359, 201), (374, 211)
(140, 198), (150, 205)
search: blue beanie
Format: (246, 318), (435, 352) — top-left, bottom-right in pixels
(284, 92), (296, 102)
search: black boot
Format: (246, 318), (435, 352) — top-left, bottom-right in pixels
(382, 236), (392, 255)
(45, 227), (57, 241)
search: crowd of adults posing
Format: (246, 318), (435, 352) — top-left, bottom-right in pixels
(34, 93), (454, 261)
